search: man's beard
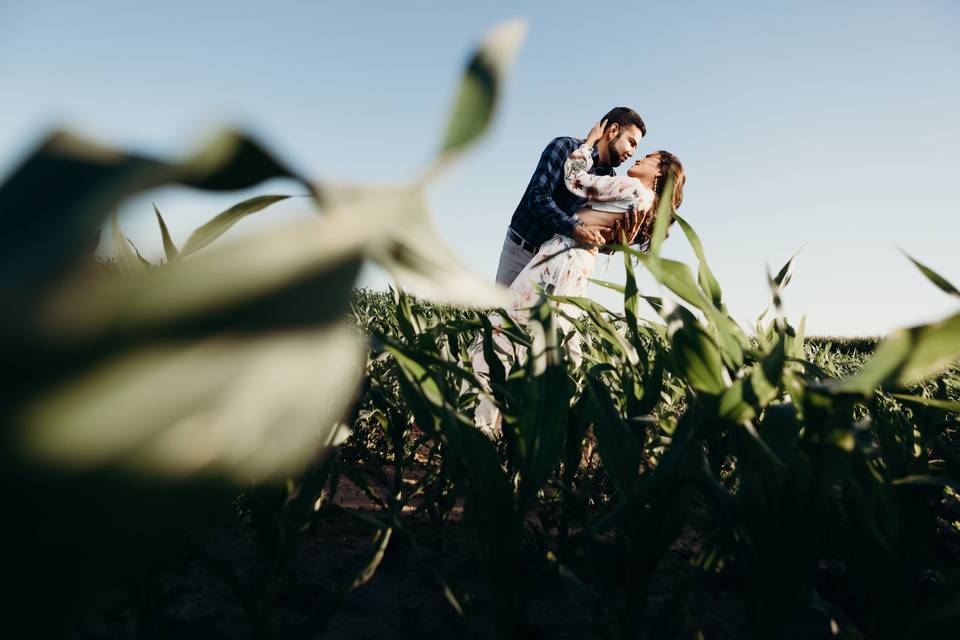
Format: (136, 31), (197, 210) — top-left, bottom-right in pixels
(607, 135), (623, 167)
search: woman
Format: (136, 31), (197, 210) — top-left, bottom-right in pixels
(566, 120), (685, 252)
(469, 121), (686, 436)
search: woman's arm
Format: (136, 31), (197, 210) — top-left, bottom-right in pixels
(565, 119), (655, 214)
(563, 144), (639, 203)
(562, 119), (643, 205)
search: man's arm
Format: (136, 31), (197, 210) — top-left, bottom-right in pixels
(528, 138), (581, 236)
(528, 138), (608, 245)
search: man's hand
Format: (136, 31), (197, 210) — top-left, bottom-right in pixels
(571, 223), (609, 253)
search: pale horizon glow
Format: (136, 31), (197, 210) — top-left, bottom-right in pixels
(1, 0), (958, 336)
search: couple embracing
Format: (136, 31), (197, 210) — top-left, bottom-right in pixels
(469, 107), (686, 436)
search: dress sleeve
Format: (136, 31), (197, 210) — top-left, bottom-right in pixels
(563, 144), (651, 209)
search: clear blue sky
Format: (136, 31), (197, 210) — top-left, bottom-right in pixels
(2, 0), (958, 336)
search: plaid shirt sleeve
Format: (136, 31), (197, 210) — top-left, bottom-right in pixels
(528, 137), (580, 236)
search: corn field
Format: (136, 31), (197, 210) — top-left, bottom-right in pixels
(2, 18), (959, 640)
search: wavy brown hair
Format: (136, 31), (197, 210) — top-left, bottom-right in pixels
(635, 150), (685, 251)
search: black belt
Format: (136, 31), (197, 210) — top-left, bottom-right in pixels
(507, 227), (539, 254)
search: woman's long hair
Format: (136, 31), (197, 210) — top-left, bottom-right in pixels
(635, 151), (685, 251)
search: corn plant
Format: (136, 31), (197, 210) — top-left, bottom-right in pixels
(366, 191), (960, 638)
(5, 14), (959, 638)
(0, 18), (527, 635)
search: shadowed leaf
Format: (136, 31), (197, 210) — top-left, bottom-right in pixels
(0, 128), (316, 329)
(586, 370), (642, 494)
(773, 250), (799, 291)
(890, 393), (960, 413)
(664, 302), (727, 395)
(17, 322), (362, 480)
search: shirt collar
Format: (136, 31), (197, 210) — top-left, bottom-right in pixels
(589, 141), (613, 175)
(574, 137), (614, 175)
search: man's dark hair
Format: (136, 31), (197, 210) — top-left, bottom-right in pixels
(601, 107), (646, 137)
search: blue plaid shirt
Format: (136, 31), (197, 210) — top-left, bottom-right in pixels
(508, 136), (614, 247)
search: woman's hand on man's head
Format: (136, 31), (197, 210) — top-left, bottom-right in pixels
(584, 119), (608, 147)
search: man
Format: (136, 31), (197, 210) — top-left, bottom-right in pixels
(495, 106), (647, 286)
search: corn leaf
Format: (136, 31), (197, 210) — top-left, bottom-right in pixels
(843, 311), (960, 392)
(181, 194), (290, 256)
(153, 203), (180, 261)
(890, 393), (960, 413)
(900, 249), (960, 298)
(674, 213), (722, 308)
(111, 211), (146, 274)
(648, 173), (675, 257)
(665, 303), (727, 396)
(437, 18), (527, 159)
(0, 128), (313, 306)
(365, 187), (512, 309)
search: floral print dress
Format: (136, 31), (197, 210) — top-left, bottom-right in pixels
(563, 143), (655, 215)
(469, 144), (655, 436)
